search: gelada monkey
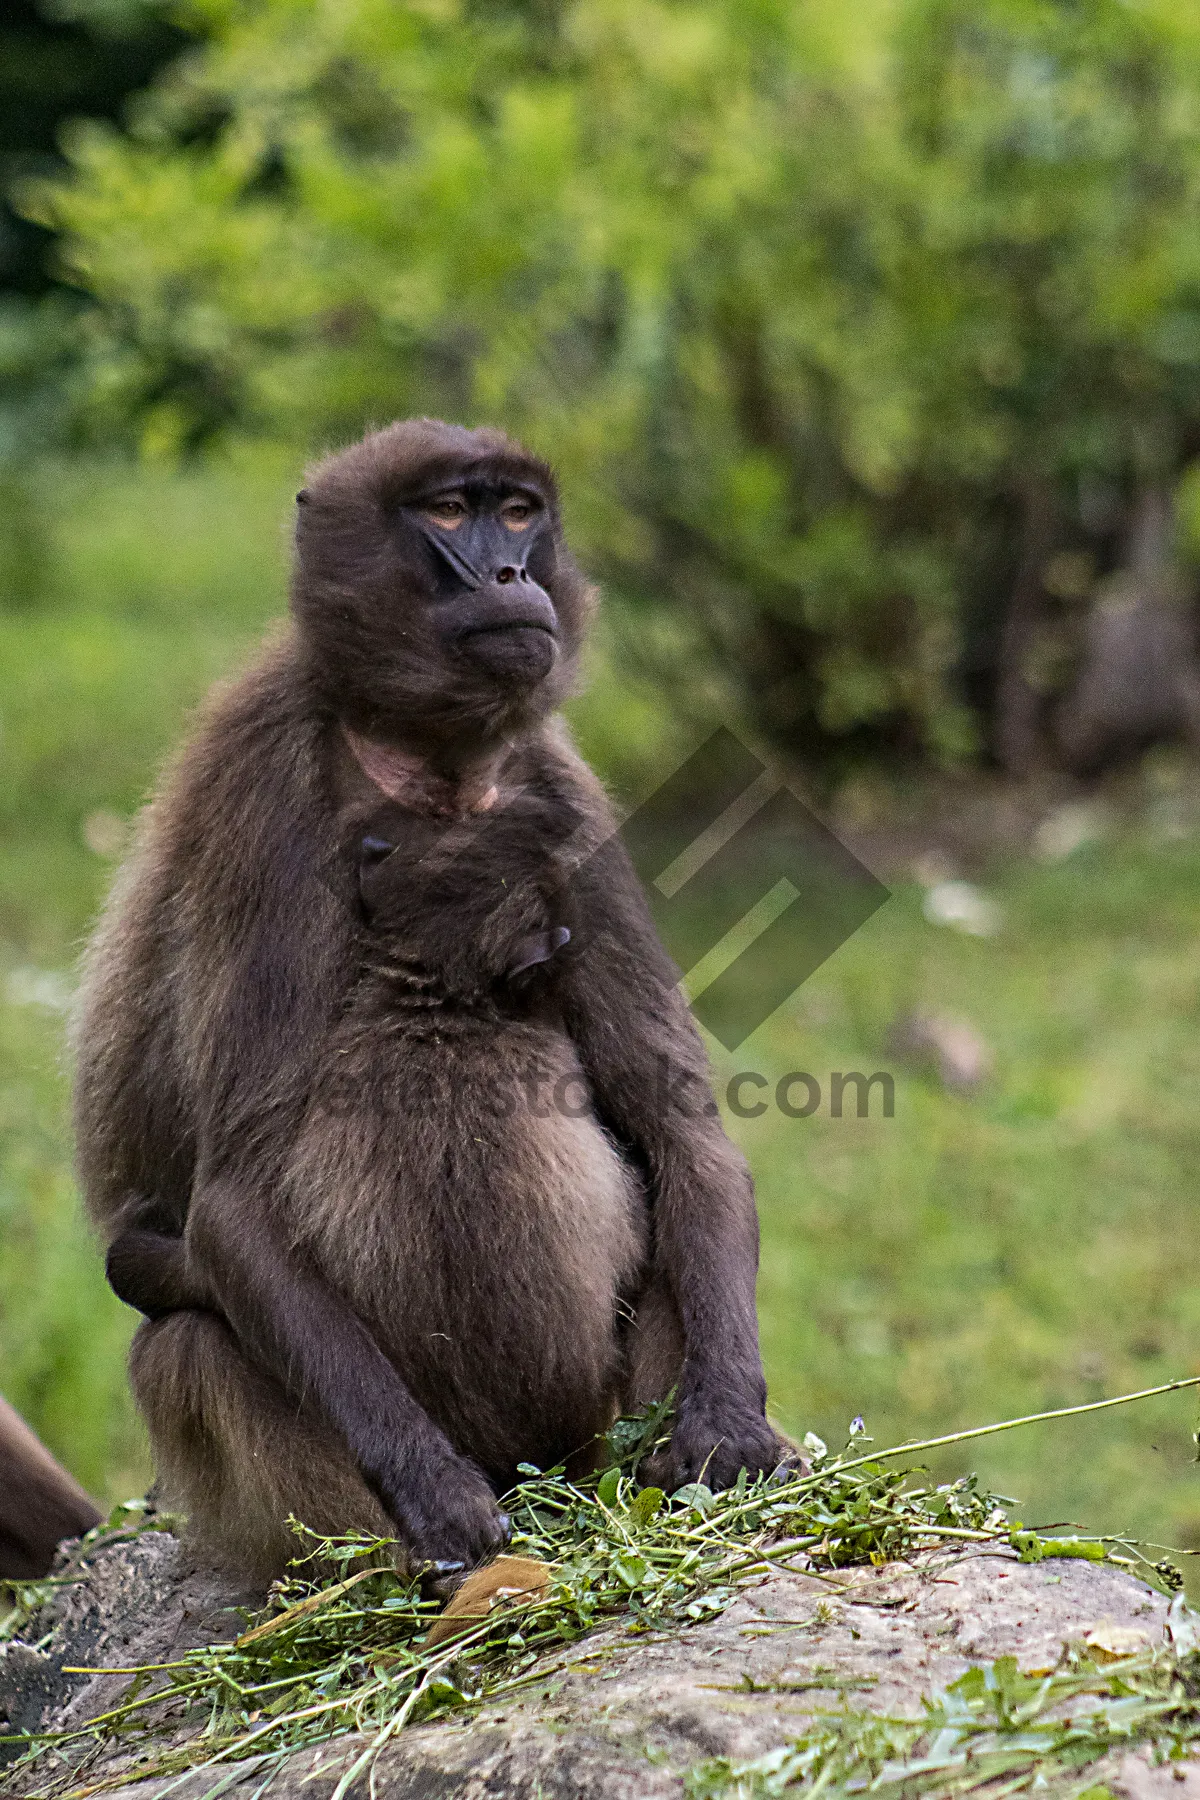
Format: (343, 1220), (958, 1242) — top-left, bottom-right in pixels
(75, 419), (790, 1582)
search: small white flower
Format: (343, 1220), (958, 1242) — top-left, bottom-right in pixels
(802, 1432), (828, 1462)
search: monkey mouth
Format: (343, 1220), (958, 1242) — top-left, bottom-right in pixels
(459, 619), (557, 642)
(456, 622), (559, 683)
(449, 583), (559, 682)
(452, 584), (558, 638)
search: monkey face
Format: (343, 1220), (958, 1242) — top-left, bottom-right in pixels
(402, 475), (560, 687)
(291, 421), (596, 749)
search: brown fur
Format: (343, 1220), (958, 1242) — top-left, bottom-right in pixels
(74, 419), (785, 1584)
(0, 1395), (100, 1579)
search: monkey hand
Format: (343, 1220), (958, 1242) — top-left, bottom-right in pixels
(374, 1451), (511, 1575)
(106, 1228), (195, 1319)
(652, 1398), (793, 1495)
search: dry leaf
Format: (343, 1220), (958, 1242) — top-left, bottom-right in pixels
(426, 1555), (552, 1647)
(236, 1568), (380, 1646)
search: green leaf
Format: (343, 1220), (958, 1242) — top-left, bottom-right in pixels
(673, 1483), (715, 1517)
(596, 1467), (621, 1507)
(629, 1487), (664, 1526)
(611, 1551), (649, 1589)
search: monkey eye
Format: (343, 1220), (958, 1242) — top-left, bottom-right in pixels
(424, 494), (468, 529)
(500, 497), (537, 531)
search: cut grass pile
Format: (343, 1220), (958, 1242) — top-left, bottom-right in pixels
(688, 1627), (1200, 1798)
(2, 1395), (1197, 1800)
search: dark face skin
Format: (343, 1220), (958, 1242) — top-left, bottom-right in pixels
(403, 476), (560, 687)
(290, 425), (590, 758)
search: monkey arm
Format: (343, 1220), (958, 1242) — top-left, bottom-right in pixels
(185, 1180), (510, 1571)
(558, 835), (784, 1491)
(73, 823), (198, 1245)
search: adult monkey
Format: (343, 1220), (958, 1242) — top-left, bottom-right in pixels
(75, 420), (788, 1583)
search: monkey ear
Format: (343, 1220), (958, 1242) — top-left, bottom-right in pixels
(296, 489), (310, 504)
(507, 925), (570, 979)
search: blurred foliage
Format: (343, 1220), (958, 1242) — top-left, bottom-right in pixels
(0, 450), (294, 1505)
(0, 0), (189, 300)
(14, 0), (1200, 766)
(0, 0), (194, 604)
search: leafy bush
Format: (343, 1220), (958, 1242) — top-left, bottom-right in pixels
(22, 0), (1200, 767)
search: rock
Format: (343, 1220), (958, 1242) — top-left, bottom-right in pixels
(1, 1529), (1189, 1797)
(1033, 799), (1112, 861)
(1112, 1747), (1200, 1797)
(0, 1527), (256, 1766)
(1053, 487), (1200, 774)
(1055, 583), (1200, 775)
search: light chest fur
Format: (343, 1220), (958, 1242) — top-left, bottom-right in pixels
(284, 995), (647, 1481)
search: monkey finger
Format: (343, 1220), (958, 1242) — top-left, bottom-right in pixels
(768, 1454), (812, 1484)
(422, 1559), (467, 1602)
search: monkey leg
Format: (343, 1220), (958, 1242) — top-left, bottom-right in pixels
(623, 1277), (800, 1485)
(622, 1272), (685, 1414)
(129, 1311), (395, 1584)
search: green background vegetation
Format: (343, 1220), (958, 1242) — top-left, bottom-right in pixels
(1, 0), (1199, 1593)
(14, 0), (1200, 773)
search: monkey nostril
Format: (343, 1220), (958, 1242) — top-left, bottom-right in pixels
(496, 566), (517, 585)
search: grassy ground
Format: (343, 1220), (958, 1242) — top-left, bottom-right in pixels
(727, 844), (1200, 1571)
(2, 450), (1198, 1585)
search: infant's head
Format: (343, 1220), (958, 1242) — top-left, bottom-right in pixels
(353, 796), (574, 991)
